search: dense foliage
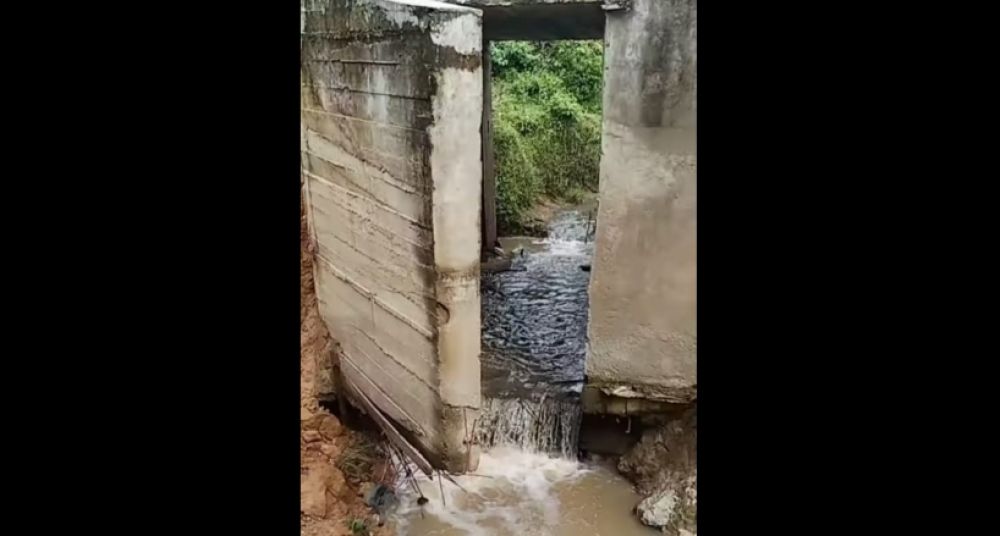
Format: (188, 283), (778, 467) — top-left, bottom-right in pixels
(491, 41), (603, 233)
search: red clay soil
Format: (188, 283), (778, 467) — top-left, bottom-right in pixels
(300, 412), (392, 536)
(302, 197), (333, 422)
(301, 197), (390, 535)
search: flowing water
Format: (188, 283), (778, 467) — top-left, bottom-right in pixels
(392, 448), (655, 536)
(476, 205), (595, 456)
(390, 204), (657, 535)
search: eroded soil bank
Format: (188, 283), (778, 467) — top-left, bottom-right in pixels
(301, 412), (394, 536)
(301, 198), (390, 536)
(618, 407), (697, 535)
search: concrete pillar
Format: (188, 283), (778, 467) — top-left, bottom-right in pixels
(585, 0), (697, 409)
(481, 40), (497, 254)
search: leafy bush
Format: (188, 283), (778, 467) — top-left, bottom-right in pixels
(493, 118), (541, 232)
(347, 519), (368, 536)
(490, 41), (603, 234)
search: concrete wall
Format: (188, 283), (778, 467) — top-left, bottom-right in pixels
(585, 0), (697, 411)
(301, 0), (483, 472)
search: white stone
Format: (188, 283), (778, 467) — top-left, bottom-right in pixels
(637, 489), (677, 528)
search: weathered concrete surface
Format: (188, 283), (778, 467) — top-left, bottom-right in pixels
(585, 0), (697, 409)
(301, 0), (483, 472)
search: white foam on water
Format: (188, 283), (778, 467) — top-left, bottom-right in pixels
(476, 397), (582, 457)
(543, 237), (588, 257)
(539, 209), (593, 257)
(392, 447), (591, 536)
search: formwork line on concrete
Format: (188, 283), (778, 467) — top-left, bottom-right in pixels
(340, 353), (429, 437)
(354, 327), (440, 390)
(314, 233), (437, 302)
(302, 127), (426, 176)
(302, 149), (428, 197)
(313, 227), (436, 284)
(316, 254), (438, 341)
(302, 158), (427, 203)
(300, 82), (433, 102)
(341, 334), (439, 410)
(301, 153), (428, 199)
(301, 107), (428, 134)
(305, 170), (432, 233)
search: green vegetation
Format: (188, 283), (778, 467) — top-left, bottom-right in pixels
(491, 41), (603, 234)
(347, 518), (368, 536)
(335, 432), (381, 485)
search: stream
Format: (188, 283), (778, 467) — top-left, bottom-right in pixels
(391, 204), (657, 535)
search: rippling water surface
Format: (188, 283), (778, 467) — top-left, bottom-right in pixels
(480, 205), (595, 402)
(392, 203), (657, 535)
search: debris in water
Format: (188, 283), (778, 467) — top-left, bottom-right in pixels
(364, 483), (397, 515)
(437, 471), (446, 507)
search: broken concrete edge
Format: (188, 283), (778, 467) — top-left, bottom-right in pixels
(338, 370), (459, 475)
(581, 382), (696, 416)
(335, 372), (482, 476)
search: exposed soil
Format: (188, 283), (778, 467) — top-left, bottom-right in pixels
(302, 196), (392, 536)
(302, 197), (334, 422)
(300, 411), (395, 536)
(618, 406), (697, 535)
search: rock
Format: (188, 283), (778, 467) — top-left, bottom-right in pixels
(301, 460), (352, 518)
(637, 488), (678, 528)
(303, 430), (322, 443)
(619, 405), (697, 535)
(482, 256), (513, 274)
(319, 441), (339, 457)
(317, 414), (344, 440)
(301, 461), (333, 517)
(324, 466), (351, 502)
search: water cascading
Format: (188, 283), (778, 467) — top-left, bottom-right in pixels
(475, 396), (582, 458)
(393, 205), (652, 536)
(477, 206), (595, 458)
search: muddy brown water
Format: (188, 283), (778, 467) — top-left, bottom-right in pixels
(391, 448), (657, 536)
(390, 204), (656, 535)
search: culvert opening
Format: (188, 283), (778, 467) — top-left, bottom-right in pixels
(477, 38), (604, 458)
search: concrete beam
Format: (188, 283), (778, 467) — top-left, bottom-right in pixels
(452, 0), (605, 40)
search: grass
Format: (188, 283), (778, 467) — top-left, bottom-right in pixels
(335, 431), (382, 485)
(347, 518), (368, 536)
